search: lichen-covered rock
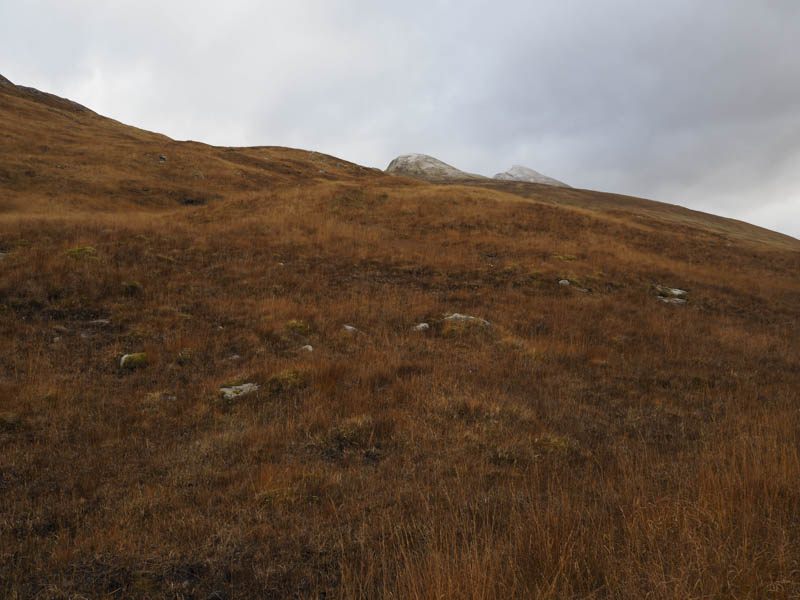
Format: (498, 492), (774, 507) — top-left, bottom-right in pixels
(120, 352), (148, 369)
(441, 313), (492, 336)
(444, 313), (490, 328)
(656, 285), (688, 298)
(218, 383), (259, 401)
(656, 285), (688, 304)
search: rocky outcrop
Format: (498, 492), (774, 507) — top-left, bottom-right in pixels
(385, 154), (487, 182)
(494, 165), (570, 188)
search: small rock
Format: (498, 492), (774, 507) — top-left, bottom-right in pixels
(120, 352), (149, 369)
(343, 324), (360, 334)
(659, 297), (687, 305)
(52, 325), (68, 334)
(299, 345), (314, 352)
(412, 323), (430, 331)
(444, 313), (491, 329)
(158, 155), (167, 163)
(88, 319), (111, 327)
(223, 354), (241, 362)
(52, 336), (61, 343)
(558, 279), (571, 286)
(219, 383), (259, 401)
(656, 285), (688, 298)
(146, 392), (177, 403)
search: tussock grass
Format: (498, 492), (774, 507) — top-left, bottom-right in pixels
(2, 78), (800, 598)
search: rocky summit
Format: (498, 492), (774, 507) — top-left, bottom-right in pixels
(385, 153), (487, 182)
(494, 164), (570, 188)
(386, 153), (569, 187)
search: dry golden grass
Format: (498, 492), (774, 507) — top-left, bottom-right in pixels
(2, 76), (800, 599)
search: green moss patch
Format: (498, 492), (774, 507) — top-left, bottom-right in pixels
(66, 246), (97, 259)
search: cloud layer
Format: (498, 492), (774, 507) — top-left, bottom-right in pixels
(3, 1), (799, 237)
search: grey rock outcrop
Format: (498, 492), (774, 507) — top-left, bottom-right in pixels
(219, 383), (260, 401)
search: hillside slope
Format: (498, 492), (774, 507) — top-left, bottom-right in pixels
(1, 76), (800, 599)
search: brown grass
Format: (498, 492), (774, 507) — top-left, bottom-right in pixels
(1, 76), (800, 599)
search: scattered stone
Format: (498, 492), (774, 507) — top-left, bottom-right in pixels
(218, 383), (259, 401)
(52, 336), (61, 343)
(146, 392), (177, 403)
(158, 155), (167, 163)
(656, 285), (688, 304)
(223, 354), (241, 362)
(88, 319), (111, 327)
(120, 352), (149, 369)
(412, 323), (430, 331)
(659, 297), (688, 305)
(342, 324), (360, 334)
(656, 285), (688, 298)
(558, 279), (571, 286)
(299, 345), (314, 352)
(444, 313), (491, 329)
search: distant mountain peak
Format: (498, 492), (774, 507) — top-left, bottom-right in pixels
(494, 164), (570, 188)
(385, 153), (487, 182)
(386, 153), (569, 187)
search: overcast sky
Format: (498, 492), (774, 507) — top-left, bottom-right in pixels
(2, 1), (799, 238)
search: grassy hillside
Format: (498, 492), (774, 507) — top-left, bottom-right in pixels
(2, 76), (799, 599)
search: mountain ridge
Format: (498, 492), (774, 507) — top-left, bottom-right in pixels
(385, 152), (570, 189)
